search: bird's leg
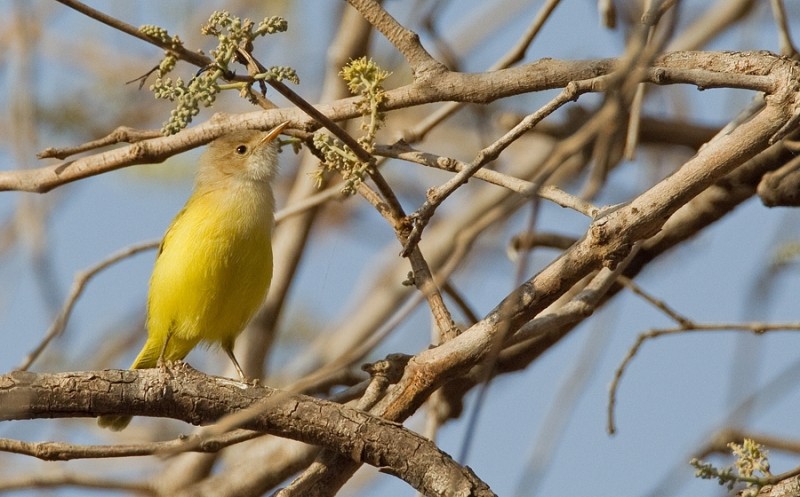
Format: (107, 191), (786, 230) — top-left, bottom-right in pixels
(157, 332), (178, 378)
(223, 346), (254, 385)
(157, 333), (170, 369)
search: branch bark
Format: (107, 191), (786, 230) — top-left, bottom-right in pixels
(0, 51), (782, 194)
(0, 365), (495, 497)
(271, 50), (800, 493)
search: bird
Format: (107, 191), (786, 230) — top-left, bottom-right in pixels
(98, 122), (288, 431)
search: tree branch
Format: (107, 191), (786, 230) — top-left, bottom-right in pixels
(0, 51), (781, 194)
(371, 55), (797, 423)
(0, 366), (495, 497)
(345, 0), (446, 77)
(0, 430), (263, 460)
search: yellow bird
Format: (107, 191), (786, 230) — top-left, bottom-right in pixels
(98, 122), (288, 431)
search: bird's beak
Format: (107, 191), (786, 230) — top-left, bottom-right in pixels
(259, 121), (290, 146)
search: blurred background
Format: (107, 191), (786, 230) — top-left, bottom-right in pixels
(1, 1), (800, 496)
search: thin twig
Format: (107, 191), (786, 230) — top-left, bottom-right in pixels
(17, 240), (159, 371)
(284, 294), (424, 394)
(506, 232), (578, 260)
(346, 163), (457, 342)
(512, 307), (615, 496)
(401, 75), (611, 256)
(55, 0), (378, 173)
(492, 0), (563, 68)
(617, 275), (693, 327)
(54, 0), (209, 67)
(403, 0), (565, 142)
(608, 322), (800, 434)
(0, 430), (264, 460)
(37, 127), (162, 160)
(375, 142), (599, 217)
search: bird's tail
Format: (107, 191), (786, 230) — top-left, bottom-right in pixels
(97, 413), (133, 431)
(97, 339), (163, 431)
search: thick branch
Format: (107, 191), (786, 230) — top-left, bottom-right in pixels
(0, 366), (495, 497)
(0, 51), (782, 194)
(371, 55), (799, 422)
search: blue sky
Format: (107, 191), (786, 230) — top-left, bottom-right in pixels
(1, 1), (800, 496)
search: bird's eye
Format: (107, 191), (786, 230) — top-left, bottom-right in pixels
(235, 145), (248, 155)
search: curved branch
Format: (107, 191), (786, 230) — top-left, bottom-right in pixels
(0, 51), (781, 194)
(371, 53), (799, 423)
(0, 366), (495, 497)
(18, 240), (158, 371)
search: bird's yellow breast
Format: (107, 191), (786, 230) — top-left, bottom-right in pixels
(145, 183), (273, 361)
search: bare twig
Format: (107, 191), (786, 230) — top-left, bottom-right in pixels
(401, 75), (611, 256)
(617, 275), (693, 327)
(513, 307), (615, 496)
(403, 0), (565, 142)
(0, 430), (263, 460)
(37, 127), (162, 160)
(608, 322), (800, 434)
(376, 142), (599, 217)
(54, 0), (209, 66)
(284, 294), (424, 394)
(274, 185), (347, 224)
(623, 13), (661, 161)
(17, 240), (159, 371)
